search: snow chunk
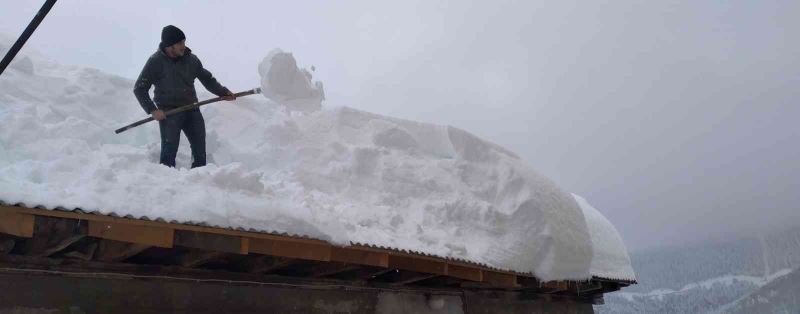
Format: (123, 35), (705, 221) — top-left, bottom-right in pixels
(258, 49), (324, 113)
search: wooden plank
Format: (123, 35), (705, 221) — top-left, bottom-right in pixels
(304, 262), (362, 278)
(247, 256), (296, 273)
(517, 275), (541, 287)
(0, 210), (34, 238)
(0, 236), (15, 254)
(578, 281), (603, 295)
(241, 238), (249, 255)
(19, 216), (87, 257)
(333, 266), (394, 281)
(89, 220), (173, 248)
(0, 206), (512, 280)
(94, 239), (150, 262)
(174, 230), (246, 254)
(415, 275), (465, 287)
(388, 254), (447, 275)
(62, 241), (98, 261)
(0, 205), (620, 292)
(446, 263), (483, 282)
(177, 250), (228, 267)
(541, 281), (569, 293)
(229, 255), (293, 273)
(378, 270), (438, 286)
(331, 247), (389, 267)
(2, 206), (327, 246)
(483, 271), (518, 288)
(248, 238), (331, 262)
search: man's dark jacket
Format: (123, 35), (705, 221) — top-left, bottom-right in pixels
(133, 48), (230, 113)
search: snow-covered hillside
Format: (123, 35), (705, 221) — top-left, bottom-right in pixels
(724, 267), (800, 313)
(598, 226), (800, 313)
(0, 40), (634, 282)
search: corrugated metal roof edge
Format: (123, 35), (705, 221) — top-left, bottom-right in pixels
(0, 199), (632, 283)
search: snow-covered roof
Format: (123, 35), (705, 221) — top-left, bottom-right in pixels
(0, 41), (635, 282)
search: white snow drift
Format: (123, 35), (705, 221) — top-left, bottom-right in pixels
(0, 42), (634, 282)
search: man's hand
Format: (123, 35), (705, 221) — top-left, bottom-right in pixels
(151, 109), (166, 121)
(223, 91), (236, 101)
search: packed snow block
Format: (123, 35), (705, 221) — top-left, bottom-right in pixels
(258, 49), (325, 113)
(446, 126), (519, 162)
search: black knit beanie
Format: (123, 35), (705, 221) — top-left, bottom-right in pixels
(159, 25), (186, 49)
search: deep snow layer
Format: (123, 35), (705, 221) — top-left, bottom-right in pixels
(0, 44), (634, 281)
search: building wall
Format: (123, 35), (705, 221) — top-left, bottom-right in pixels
(0, 272), (593, 314)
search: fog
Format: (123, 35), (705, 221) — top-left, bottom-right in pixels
(2, 1), (798, 250)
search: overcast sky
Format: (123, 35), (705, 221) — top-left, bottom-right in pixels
(2, 1), (798, 250)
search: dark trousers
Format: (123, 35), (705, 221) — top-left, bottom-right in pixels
(158, 109), (206, 168)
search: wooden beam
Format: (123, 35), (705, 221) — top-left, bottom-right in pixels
(63, 242), (98, 261)
(94, 239), (151, 262)
(232, 255), (297, 274)
(483, 271), (518, 288)
(392, 274), (438, 286)
(0, 205), (627, 295)
(0, 210), (34, 238)
(89, 220), (173, 248)
(3, 206), (328, 247)
(333, 266), (394, 281)
(177, 250), (228, 268)
(331, 247), (389, 267)
(174, 230), (247, 254)
(241, 238), (249, 255)
(304, 262), (362, 278)
(446, 263), (483, 282)
(541, 281), (569, 293)
(18, 216), (86, 257)
(412, 275), (465, 287)
(578, 281), (603, 295)
(388, 254), (447, 275)
(517, 276), (541, 288)
(249, 256), (296, 274)
(379, 270), (439, 286)
(248, 238), (330, 262)
(0, 236), (15, 254)
(602, 282), (622, 293)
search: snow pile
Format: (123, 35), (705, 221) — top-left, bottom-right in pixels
(573, 194), (636, 281)
(258, 49), (324, 113)
(0, 43), (633, 281)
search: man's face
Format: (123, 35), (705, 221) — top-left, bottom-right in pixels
(168, 40), (187, 57)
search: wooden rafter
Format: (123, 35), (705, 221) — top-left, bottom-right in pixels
(0, 210), (34, 238)
(94, 239), (151, 263)
(88, 220), (173, 248)
(18, 216), (86, 257)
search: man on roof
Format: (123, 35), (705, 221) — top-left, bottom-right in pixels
(133, 25), (235, 168)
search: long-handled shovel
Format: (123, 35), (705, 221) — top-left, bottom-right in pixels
(114, 87), (262, 134)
